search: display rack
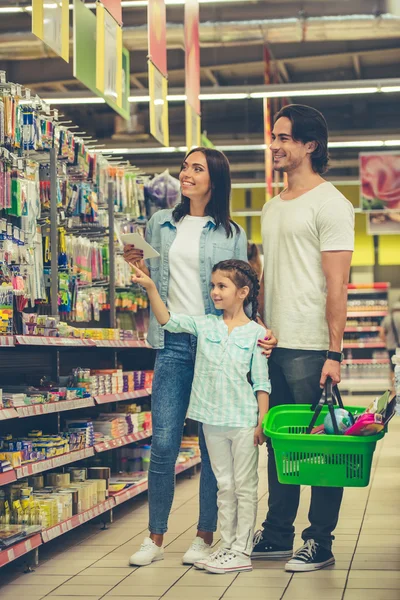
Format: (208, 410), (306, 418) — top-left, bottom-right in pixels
(0, 456), (201, 569)
(342, 283), (391, 394)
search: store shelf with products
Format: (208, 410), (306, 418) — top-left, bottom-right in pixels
(94, 389), (152, 405)
(94, 428), (152, 453)
(0, 447), (200, 568)
(0, 533), (42, 569)
(344, 284), (391, 392)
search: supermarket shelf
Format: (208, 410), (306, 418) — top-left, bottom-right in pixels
(344, 327), (381, 333)
(344, 358), (390, 365)
(94, 429), (152, 453)
(0, 408), (18, 421)
(343, 342), (386, 349)
(15, 336), (95, 347)
(41, 498), (115, 543)
(340, 379), (391, 392)
(347, 289), (388, 295)
(1, 454), (201, 566)
(347, 312), (387, 318)
(0, 533), (42, 568)
(0, 471), (17, 486)
(112, 478), (149, 505)
(14, 447), (95, 479)
(348, 283), (389, 290)
(94, 340), (151, 348)
(7, 336), (152, 349)
(15, 397), (95, 418)
(112, 455), (201, 506)
(94, 389), (151, 405)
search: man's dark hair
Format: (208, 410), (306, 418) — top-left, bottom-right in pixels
(274, 104), (329, 174)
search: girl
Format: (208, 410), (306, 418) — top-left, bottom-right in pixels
(125, 148), (277, 568)
(130, 259), (271, 574)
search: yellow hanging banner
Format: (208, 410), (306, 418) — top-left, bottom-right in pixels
(32, 0), (69, 62)
(148, 61), (169, 147)
(96, 3), (123, 106)
(185, 103), (201, 151)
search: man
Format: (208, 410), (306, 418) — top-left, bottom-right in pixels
(253, 104), (354, 572)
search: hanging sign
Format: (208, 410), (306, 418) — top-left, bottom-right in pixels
(147, 0), (169, 146)
(101, 0), (122, 26)
(263, 46), (273, 201)
(97, 3), (123, 105)
(73, 0), (129, 120)
(184, 0), (201, 150)
(32, 0), (69, 62)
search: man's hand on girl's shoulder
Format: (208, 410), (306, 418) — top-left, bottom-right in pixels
(257, 328), (278, 358)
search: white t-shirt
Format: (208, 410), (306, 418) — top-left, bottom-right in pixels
(167, 215), (209, 316)
(261, 181), (355, 351)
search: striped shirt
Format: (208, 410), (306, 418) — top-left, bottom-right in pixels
(163, 313), (271, 427)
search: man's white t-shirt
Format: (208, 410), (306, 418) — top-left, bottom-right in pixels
(167, 215), (209, 316)
(261, 181), (355, 351)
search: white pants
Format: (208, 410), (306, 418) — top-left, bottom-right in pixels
(203, 424), (259, 555)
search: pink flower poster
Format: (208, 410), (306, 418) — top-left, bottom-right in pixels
(360, 152), (400, 211)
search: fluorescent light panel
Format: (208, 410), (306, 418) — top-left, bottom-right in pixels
(95, 139), (400, 155)
(250, 87), (378, 99)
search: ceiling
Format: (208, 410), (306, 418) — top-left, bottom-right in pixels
(1, 0), (400, 181)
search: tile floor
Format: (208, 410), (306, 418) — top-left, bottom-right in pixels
(1, 396), (399, 600)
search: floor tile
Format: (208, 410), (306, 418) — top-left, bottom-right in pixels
(49, 585), (115, 596)
(106, 586), (168, 596)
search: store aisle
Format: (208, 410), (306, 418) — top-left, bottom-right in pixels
(1, 403), (399, 600)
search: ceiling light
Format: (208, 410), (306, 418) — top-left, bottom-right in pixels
(128, 95), (151, 102)
(199, 93), (249, 101)
(167, 94), (187, 101)
(217, 144), (266, 152)
(381, 86), (400, 93)
(0, 6), (24, 12)
(384, 140), (400, 146)
(328, 140), (384, 148)
(96, 147), (182, 155)
(250, 87), (378, 99)
(43, 97), (106, 105)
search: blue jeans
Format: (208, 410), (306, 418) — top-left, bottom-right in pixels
(148, 331), (218, 535)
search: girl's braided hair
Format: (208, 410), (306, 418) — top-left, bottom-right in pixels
(212, 259), (260, 321)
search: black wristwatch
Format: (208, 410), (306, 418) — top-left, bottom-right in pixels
(326, 350), (344, 363)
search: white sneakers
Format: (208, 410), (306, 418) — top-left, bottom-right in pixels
(129, 537), (164, 566)
(182, 536), (213, 565)
(195, 548), (252, 574)
(129, 536), (251, 574)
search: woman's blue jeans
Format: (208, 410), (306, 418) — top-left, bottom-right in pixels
(148, 331), (218, 535)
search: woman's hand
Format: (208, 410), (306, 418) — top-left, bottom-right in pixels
(123, 244), (150, 276)
(254, 424), (267, 446)
(123, 244), (145, 268)
(257, 329), (278, 358)
(131, 264), (155, 290)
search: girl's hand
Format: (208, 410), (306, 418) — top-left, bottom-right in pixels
(131, 264), (154, 290)
(254, 425), (267, 446)
(123, 244), (145, 269)
(257, 329), (278, 358)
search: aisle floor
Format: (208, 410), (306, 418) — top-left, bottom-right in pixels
(1, 399), (400, 600)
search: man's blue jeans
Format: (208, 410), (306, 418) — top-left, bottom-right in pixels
(148, 331), (218, 534)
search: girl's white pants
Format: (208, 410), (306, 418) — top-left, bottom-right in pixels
(203, 424), (259, 556)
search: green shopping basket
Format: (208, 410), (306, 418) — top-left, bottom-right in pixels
(262, 402), (385, 488)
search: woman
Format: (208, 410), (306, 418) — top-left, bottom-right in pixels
(124, 148), (275, 567)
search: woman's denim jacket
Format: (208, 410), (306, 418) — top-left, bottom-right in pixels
(145, 209), (248, 349)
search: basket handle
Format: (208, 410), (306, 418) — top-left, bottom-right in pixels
(306, 379), (340, 435)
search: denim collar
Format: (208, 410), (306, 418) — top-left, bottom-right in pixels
(159, 210), (216, 228)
